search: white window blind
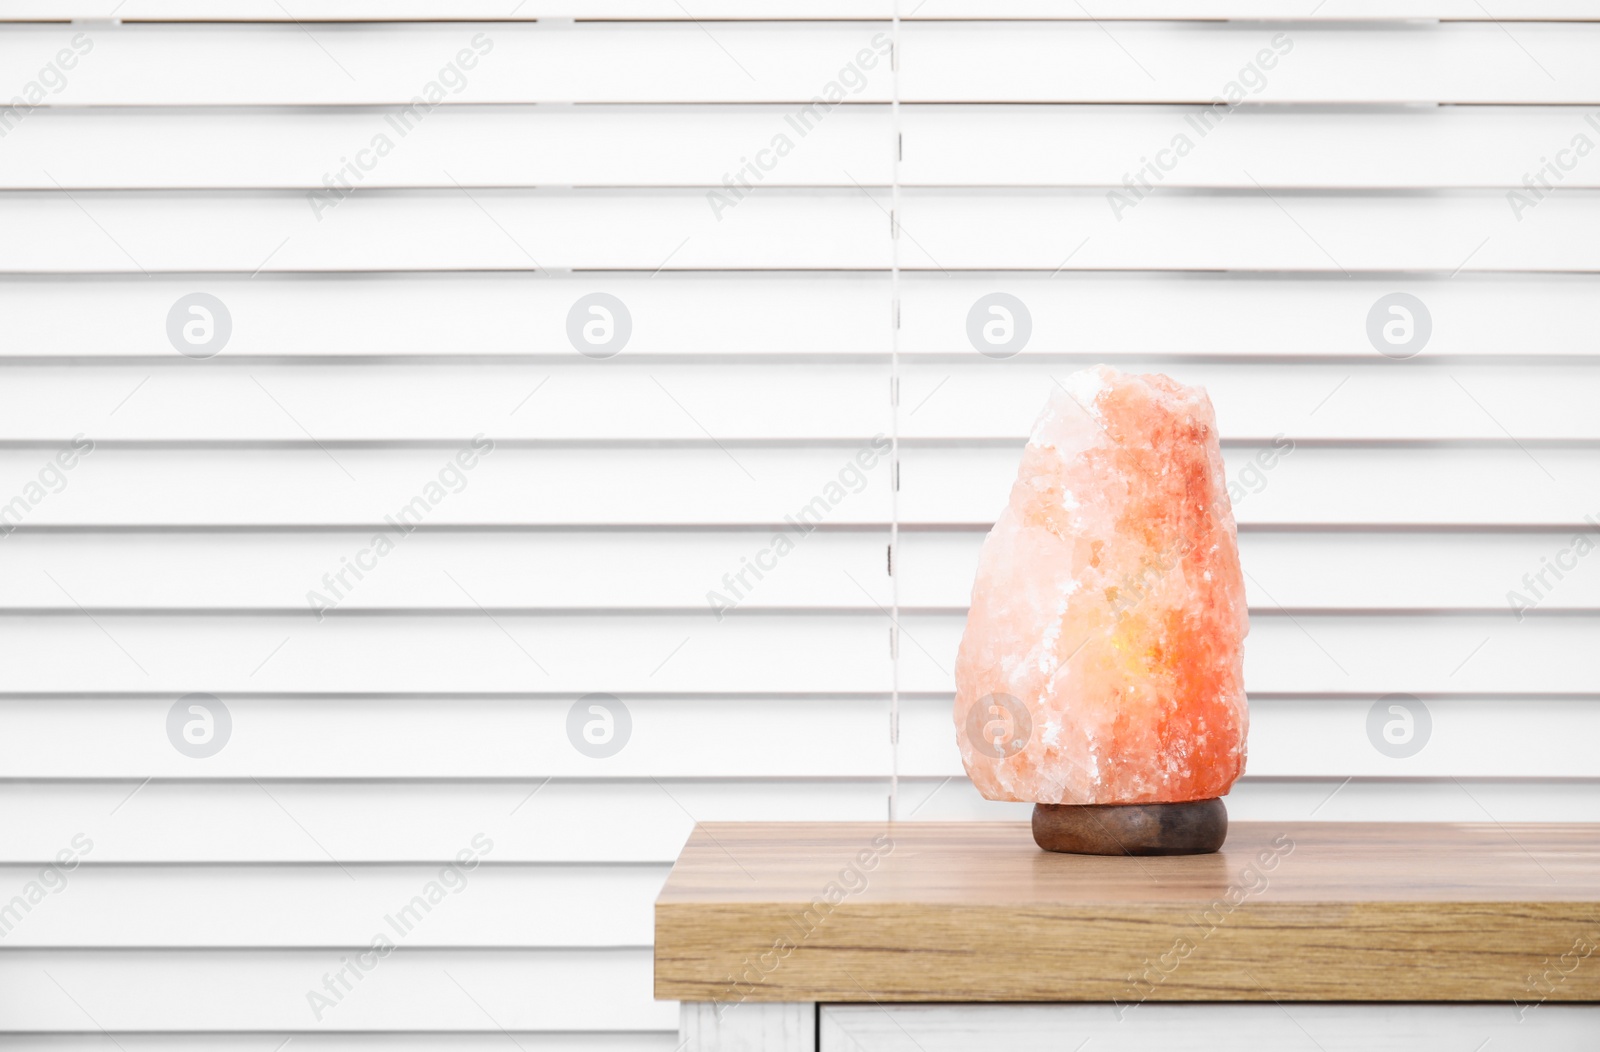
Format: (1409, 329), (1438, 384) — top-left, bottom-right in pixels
(0, 5), (1597, 1048)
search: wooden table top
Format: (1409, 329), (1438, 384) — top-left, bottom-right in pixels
(655, 821), (1600, 1004)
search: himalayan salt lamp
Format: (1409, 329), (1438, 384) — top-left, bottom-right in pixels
(953, 365), (1249, 855)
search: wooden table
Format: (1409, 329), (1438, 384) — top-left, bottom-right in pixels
(655, 821), (1600, 1051)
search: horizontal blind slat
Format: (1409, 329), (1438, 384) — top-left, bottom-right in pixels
(0, 949), (671, 1032)
(900, 613), (1600, 696)
(0, 361), (1595, 441)
(0, 695), (900, 778)
(5, 272), (1596, 360)
(0, 23), (896, 106)
(4, 24), (1600, 104)
(0, 106), (893, 190)
(906, 106), (1600, 190)
(0, 695), (1589, 779)
(0, 864), (665, 948)
(0, 363), (886, 442)
(900, 531), (1600, 612)
(896, 190), (1600, 273)
(0, 614), (896, 694)
(906, 23), (1600, 103)
(0, 446), (1584, 526)
(0, 1038), (673, 1052)
(3, 530), (1590, 612)
(0, 779), (909, 864)
(2, 778), (1595, 866)
(899, 698), (1600, 779)
(0, 531), (896, 611)
(9, 106), (1598, 191)
(2, 190), (1593, 273)
(0, 273), (895, 359)
(0, 447), (898, 526)
(6, 1), (1600, 19)
(904, 446), (1600, 526)
(0, 613), (1590, 694)
(902, 362), (1600, 441)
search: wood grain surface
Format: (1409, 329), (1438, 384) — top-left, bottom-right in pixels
(655, 822), (1600, 1003)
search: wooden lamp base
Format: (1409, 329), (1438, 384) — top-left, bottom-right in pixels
(1032, 798), (1228, 856)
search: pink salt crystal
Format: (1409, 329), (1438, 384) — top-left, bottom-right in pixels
(953, 365), (1249, 805)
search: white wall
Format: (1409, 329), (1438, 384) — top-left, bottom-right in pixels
(0, 3), (1597, 1048)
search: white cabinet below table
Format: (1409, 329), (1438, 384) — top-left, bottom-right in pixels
(818, 1003), (1599, 1052)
